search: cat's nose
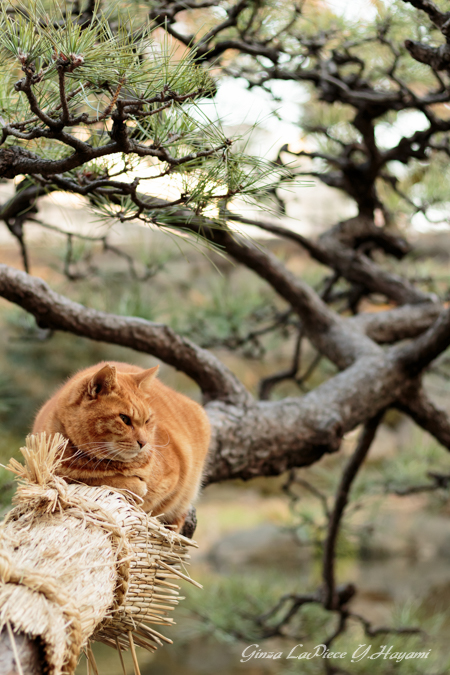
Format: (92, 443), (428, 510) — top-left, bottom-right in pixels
(137, 440), (145, 449)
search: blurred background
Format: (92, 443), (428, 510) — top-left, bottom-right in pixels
(1, 203), (449, 675)
(1, 0), (450, 672)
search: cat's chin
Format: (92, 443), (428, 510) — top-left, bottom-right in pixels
(114, 450), (141, 462)
(113, 445), (151, 462)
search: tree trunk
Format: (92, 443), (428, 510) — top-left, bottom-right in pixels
(0, 629), (42, 675)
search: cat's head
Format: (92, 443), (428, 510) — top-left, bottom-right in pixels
(64, 364), (159, 462)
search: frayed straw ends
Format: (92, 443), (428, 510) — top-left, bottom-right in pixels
(0, 434), (199, 675)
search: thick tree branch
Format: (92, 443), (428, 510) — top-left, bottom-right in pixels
(205, 353), (407, 483)
(0, 264), (250, 406)
(228, 213), (433, 305)
(396, 306), (450, 374)
(178, 220), (380, 369)
(350, 303), (442, 343)
(0, 144), (121, 179)
(397, 383), (450, 450)
(402, 0), (450, 33)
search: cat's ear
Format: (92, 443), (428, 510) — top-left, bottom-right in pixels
(134, 366), (159, 392)
(87, 364), (117, 398)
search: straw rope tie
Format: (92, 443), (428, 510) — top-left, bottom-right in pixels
(0, 550), (83, 674)
(0, 434), (200, 675)
(6, 483), (133, 609)
(62, 497), (132, 608)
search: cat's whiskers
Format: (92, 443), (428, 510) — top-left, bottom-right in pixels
(33, 361), (210, 528)
(63, 447), (98, 470)
(69, 443), (115, 471)
(105, 447), (128, 463)
(72, 442), (116, 450)
(101, 442), (140, 463)
(62, 436), (155, 474)
(64, 443), (113, 464)
(153, 440), (170, 449)
(146, 445), (164, 471)
(92, 442), (125, 468)
(154, 430), (170, 449)
(74, 456), (106, 472)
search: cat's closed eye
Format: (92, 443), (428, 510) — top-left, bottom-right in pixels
(119, 413), (132, 426)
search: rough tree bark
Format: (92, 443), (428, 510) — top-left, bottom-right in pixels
(1, 0), (450, 660)
(0, 259), (449, 485)
(0, 0), (449, 506)
(0, 629), (42, 675)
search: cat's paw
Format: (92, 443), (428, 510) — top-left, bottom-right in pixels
(164, 511), (188, 534)
(126, 477), (148, 498)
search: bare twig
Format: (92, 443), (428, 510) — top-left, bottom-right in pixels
(322, 412), (384, 610)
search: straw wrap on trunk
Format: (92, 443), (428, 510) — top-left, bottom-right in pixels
(0, 434), (199, 675)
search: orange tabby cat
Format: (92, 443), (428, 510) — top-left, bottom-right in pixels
(32, 362), (211, 531)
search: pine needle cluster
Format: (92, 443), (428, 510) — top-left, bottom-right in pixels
(0, 1), (289, 230)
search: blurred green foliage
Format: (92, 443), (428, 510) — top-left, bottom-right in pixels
(1, 1), (450, 670)
(180, 571), (450, 675)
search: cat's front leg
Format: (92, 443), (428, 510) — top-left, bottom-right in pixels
(72, 474), (148, 498)
(165, 511), (188, 534)
(106, 475), (148, 498)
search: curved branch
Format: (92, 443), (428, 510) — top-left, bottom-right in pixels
(405, 39), (450, 71)
(322, 411), (384, 609)
(179, 221), (380, 369)
(396, 306), (450, 374)
(205, 353), (407, 483)
(227, 213), (433, 305)
(0, 182), (50, 222)
(5, 178), (364, 366)
(0, 144), (121, 180)
(397, 383), (450, 450)
(1, 268), (449, 484)
(350, 303), (442, 343)
(402, 0), (450, 32)
(0, 264), (250, 406)
(0, 269), (417, 486)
